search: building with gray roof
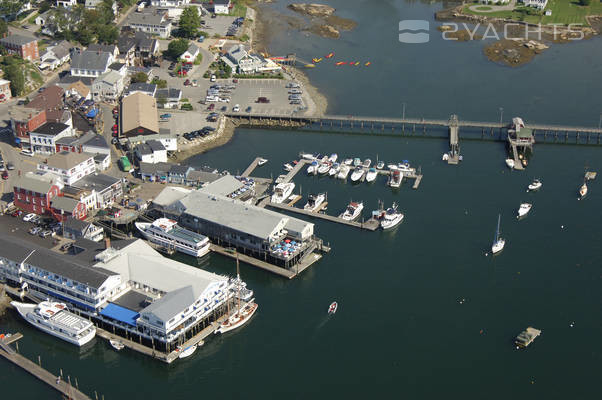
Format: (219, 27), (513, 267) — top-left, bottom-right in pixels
(70, 49), (113, 78)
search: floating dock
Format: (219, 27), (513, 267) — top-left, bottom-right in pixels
(515, 326), (541, 348)
(241, 157), (263, 177)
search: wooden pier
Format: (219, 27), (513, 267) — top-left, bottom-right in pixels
(241, 157), (263, 177)
(0, 334), (92, 400)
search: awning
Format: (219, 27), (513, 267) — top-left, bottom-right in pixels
(99, 303), (140, 327)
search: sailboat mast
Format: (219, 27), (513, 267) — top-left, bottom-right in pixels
(495, 214), (501, 243)
(236, 254), (241, 314)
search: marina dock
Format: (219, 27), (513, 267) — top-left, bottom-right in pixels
(241, 157), (263, 177)
(0, 334), (92, 400)
(515, 327), (541, 348)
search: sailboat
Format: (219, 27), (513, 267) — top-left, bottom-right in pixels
(215, 254), (258, 334)
(578, 181), (588, 200)
(328, 302), (338, 314)
(491, 214), (505, 254)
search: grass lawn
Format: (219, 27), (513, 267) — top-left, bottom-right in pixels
(475, 6), (494, 11)
(229, 0), (248, 17)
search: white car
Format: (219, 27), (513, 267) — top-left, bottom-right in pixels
(23, 213), (36, 222)
(219, 97), (230, 103)
(20, 149), (34, 157)
(232, 104), (240, 112)
(210, 74), (216, 82)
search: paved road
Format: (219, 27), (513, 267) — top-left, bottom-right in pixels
(468, 0), (517, 13)
(0, 131), (39, 207)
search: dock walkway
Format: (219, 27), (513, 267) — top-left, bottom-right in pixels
(241, 157), (262, 177)
(210, 244), (296, 279)
(266, 202), (380, 231)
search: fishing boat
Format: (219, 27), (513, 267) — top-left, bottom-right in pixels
(389, 170), (402, 188)
(136, 218), (211, 257)
(340, 201), (363, 221)
(397, 161), (412, 172)
(304, 193), (326, 212)
(337, 164), (350, 180)
(442, 153), (450, 161)
(283, 163), (293, 172)
(353, 157), (362, 167)
(350, 166), (365, 182)
(178, 344), (197, 359)
(376, 160), (385, 170)
(491, 214), (505, 254)
(505, 158), (515, 169)
(328, 302), (337, 314)
(365, 168), (378, 183)
(10, 301), (96, 346)
(527, 179), (542, 192)
(329, 162), (340, 177)
(578, 182), (588, 200)
(317, 162), (331, 175)
(362, 159), (372, 168)
(257, 158), (268, 166)
(380, 202), (404, 230)
(325, 52), (334, 58)
(110, 339), (125, 351)
(343, 158), (353, 165)
(328, 153), (338, 163)
(271, 182), (295, 203)
(517, 203), (532, 219)
(307, 161), (318, 175)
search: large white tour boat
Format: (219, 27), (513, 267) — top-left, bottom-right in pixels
(136, 218), (211, 257)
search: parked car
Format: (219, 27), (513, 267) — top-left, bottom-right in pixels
(256, 97), (270, 103)
(184, 79), (191, 86)
(220, 105), (227, 112)
(39, 230), (53, 238)
(23, 213), (36, 222)
(1, 171), (7, 180)
(198, 36), (205, 43)
(29, 226), (42, 235)
(207, 104), (215, 111)
(210, 74), (216, 82)
(60, 243), (72, 252)
(232, 104), (240, 112)
(11, 210), (23, 217)
(246, 106), (252, 113)
(20, 149), (34, 157)
(6, 162), (14, 170)
(160, 113), (172, 119)
(0, 163), (5, 172)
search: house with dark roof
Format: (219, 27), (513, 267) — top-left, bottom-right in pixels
(126, 10), (173, 39)
(155, 88), (182, 109)
(185, 170), (220, 187)
(70, 49), (113, 78)
(92, 70), (125, 102)
(134, 140), (166, 164)
(40, 41), (71, 70)
(30, 122), (73, 154)
(63, 218), (104, 242)
(109, 62), (127, 76)
(13, 173), (63, 216)
(50, 195), (87, 222)
(0, 34), (38, 61)
(126, 82), (157, 97)
(37, 151), (96, 185)
(139, 162), (172, 182)
(168, 164), (193, 185)
(70, 173), (123, 209)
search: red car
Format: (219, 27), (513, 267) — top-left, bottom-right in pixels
(12, 210), (23, 217)
(233, 79), (238, 83)
(184, 79), (191, 86)
(1, 170), (8, 180)
(112, 124), (118, 129)
(112, 107), (119, 114)
(207, 104), (215, 111)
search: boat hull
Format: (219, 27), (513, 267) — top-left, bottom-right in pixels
(215, 302), (258, 334)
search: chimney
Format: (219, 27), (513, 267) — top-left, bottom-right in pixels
(104, 237), (111, 249)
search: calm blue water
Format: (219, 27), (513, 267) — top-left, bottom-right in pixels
(2, 1), (602, 399)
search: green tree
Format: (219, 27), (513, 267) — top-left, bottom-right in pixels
(4, 64), (25, 96)
(95, 24), (119, 44)
(0, 18), (8, 37)
(167, 38), (189, 59)
(77, 28), (94, 46)
(0, 0), (24, 19)
(179, 6), (200, 38)
(39, 1), (51, 14)
(151, 77), (167, 88)
(579, 0), (591, 5)
(131, 72), (148, 83)
(99, 0), (116, 22)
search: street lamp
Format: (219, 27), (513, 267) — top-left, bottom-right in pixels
(499, 107), (504, 125)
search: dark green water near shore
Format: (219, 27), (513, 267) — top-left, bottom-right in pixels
(2, 1), (602, 399)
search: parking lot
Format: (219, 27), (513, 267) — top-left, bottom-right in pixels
(201, 15), (238, 37)
(0, 213), (68, 249)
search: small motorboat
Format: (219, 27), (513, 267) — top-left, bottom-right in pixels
(304, 64), (315, 68)
(335, 62), (347, 66)
(328, 153), (338, 163)
(578, 182), (588, 200)
(517, 203), (532, 219)
(362, 159), (372, 168)
(257, 158), (268, 166)
(505, 158), (515, 169)
(353, 158), (362, 167)
(328, 302), (338, 315)
(365, 168), (378, 183)
(325, 52), (334, 59)
(442, 153), (449, 161)
(376, 160), (385, 170)
(365, 62), (371, 66)
(527, 179), (542, 192)
(178, 344), (198, 359)
(300, 153), (315, 160)
(283, 163), (293, 172)
(329, 162), (340, 177)
(380, 202), (404, 230)
(354, 62), (360, 66)
(340, 201), (363, 221)
(350, 167), (365, 182)
(304, 193), (326, 212)
(317, 163), (331, 175)
(109, 339), (125, 351)
(307, 161), (318, 175)
(337, 165), (350, 180)
(312, 57), (322, 63)
(389, 170), (402, 188)
(343, 158), (353, 165)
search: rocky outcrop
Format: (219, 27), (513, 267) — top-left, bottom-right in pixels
(288, 3), (336, 18)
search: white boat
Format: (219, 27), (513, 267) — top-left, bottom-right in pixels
(365, 168), (378, 183)
(517, 203), (532, 219)
(271, 182), (295, 203)
(215, 301), (258, 334)
(283, 163), (293, 172)
(362, 159), (372, 168)
(527, 179), (542, 192)
(257, 158), (268, 166)
(178, 344), (197, 359)
(340, 201), (363, 221)
(387, 164), (398, 170)
(442, 153), (449, 161)
(231, 276), (253, 302)
(380, 203), (404, 230)
(317, 163), (331, 175)
(376, 160), (385, 170)
(337, 165), (350, 180)
(389, 170), (402, 188)
(353, 158), (362, 167)
(304, 193), (326, 212)
(328, 302), (337, 314)
(491, 214), (505, 254)
(300, 153), (315, 160)
(505, 158), (515, 169)
(307, 161), (318, 175)
(328, 153), (338, 163)
(343, 158), (353, 165)
(578, 182), (587, 200)
(328, 163), (340, 177)
(110, 339), (125, 351)
(397, 161), (412, 173)
(350, 167), (364, 182)
(136, 218), (210, 257)
(10, 301), (96, 346)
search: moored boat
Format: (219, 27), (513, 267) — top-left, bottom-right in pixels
(328, 162), (340, 176)
(350, 167), (365, 182)
(376, 160), (385, 170)
(317, 162), (331, 175)
(306, 161), (318, 175)
(353, 158), (362, 167)
(365, 168), (378, 183)
(491, 214), (505, 254)
(343, 158), (353, 165)
(340, 201), (363, 221)
(136, 219), (211, 257)
(110, 339), (125, 351)
(380, 203), (404, 230)
(517, 203), (532, 219)
(328, 302), (337, 314)
(578, 182), (588, 200)
(215, 301), (258, 334)
(257, 158), (268, 166)
(178, 344), (198, 358)
(527, 179), (542, 192)
(304, 193), (326, 212)
(362, 159), (372, 168)
(283, 163), (293, 172)
(271, 182), (295, 204)
(337, 165), (350, 180)
(328, 153), (338, 163)
(389, 170), (402, 188)
(505, 158), (515, 169)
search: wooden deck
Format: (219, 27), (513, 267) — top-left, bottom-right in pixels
(210, 244), (296, 279)
(266, 202), (380, 231)
(241, 157), (262, 177)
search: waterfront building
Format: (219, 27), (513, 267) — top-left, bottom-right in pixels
(30, 122), (74, 154)
(121, 92), (159, 137)
(12, 173), (64, 216)
(522, 0), (548, 9)
(37, 151), (96, 185)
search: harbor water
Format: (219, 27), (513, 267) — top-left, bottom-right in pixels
(2, 1), (602, 398)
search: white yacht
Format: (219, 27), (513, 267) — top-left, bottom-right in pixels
(329, 163), (340, 177)
(271, 182), (295, 204)
(328, 153), (338, 163)
(376, 160), (385, 170)
(397, 161), (413, 173)
(491, 214), (505, 254)
(350, 167), (365, 182)
(283, 163), (294, 172)
(300, 153), (315, 160)
(337, 165), (350, 180)
(389, 170), (402, 188)
(527, 179), (542, 191)
(517, 203), (532, 219)
(304, 193), (326, 212)
(215, 301), (258, 334)
(362, 159), (372, 168)
(578, 182), (588, 200)
(257, 158), (268, 166)
(317, 163), (331, 175)
(340, 201), (364, 221)
(307, 161), (318, 175)
(505, 158), (515, 169)
(365, 168), (378, 183)
(11, 301), (96, 346)
(178, 344), (198, 358)
(353, 158), (362, 167)
(136, 218), (210, 257)
(380, 203), (404, 230)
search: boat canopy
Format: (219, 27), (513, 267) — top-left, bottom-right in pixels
(100, 303), (140, 327)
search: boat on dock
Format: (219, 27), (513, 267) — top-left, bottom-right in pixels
(365, 168), (378, 183)
(353, 158), (362, 167)
(110, 339), (125, 351)
(527, 179), (542, 192)
(380, 203), (404, 230)
(578, 181), (588, 200)
(328, 153), (338, 163)
(337, 164), (350, 180)
(515, 327), (541, 349)
(389, 170), (402, 188)
(328, 163), (340, 177)
(350, 167), (365, 182)
(11, 301), (96, 346)
(317, 163), (331, 175)
(340, 201), (363, 221)
(517, 203), (532, 219)
(257, 158), (268, 166)
(328, 302), (337, 315)
(362, 159), (372, 168)
(178, 344), (198, 359)
(376, 160), (385, 170)
(271, 183), (295, 204)
(307, 161), (318, 175)
(397, 161), (412, 173)
(343, 158), (353, 165)
(300, 153), (315, 160)
(304, 193), (326, 212)
(505, 158), (515, 169)
(491, 214), (505, 255)
(283, 163), (293, 172)
(136, 218), (211, 258)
